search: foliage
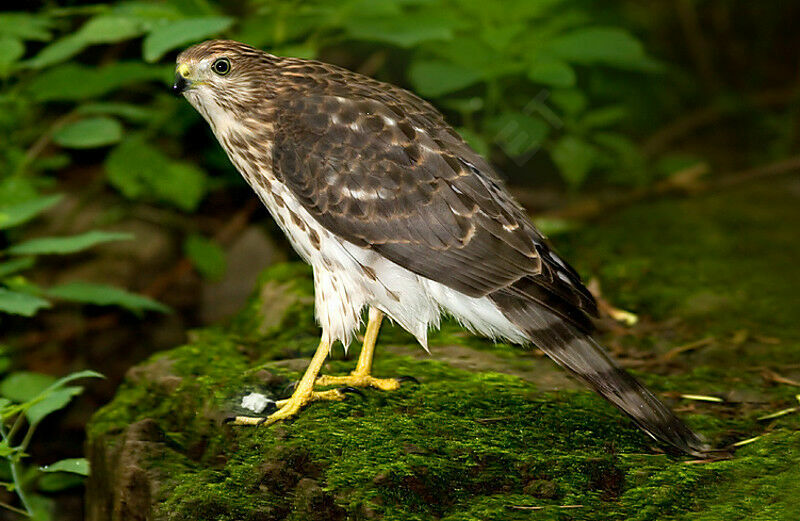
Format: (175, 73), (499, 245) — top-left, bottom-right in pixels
(0, 196), (167, 317)
(1, 2), (670, 231)
(1, 6), (192, 517)
(184, 233), (227, 282)
(239, 0), (665, 188)
(0, 184), (163, 519)
(0, 360), (103, 519)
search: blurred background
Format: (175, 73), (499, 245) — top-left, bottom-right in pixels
(0, 0), (798, 519)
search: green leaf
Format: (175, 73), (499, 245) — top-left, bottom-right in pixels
(455, 127), (490, 158)
(48, 282), (170, 315)
(408, 60), (482, 97)
(527, 59), (575, 87)
(551, 135), (597, 189)
(26, 493), (55, 521)
(532, 216), (579, 236)
(0, 178), (47, 206)
(0, 36), (25, 75)
(27, 62), (170, 102)
(0, 12), (53, 41)
(547, 27), (662, 71)
(38, 472), (85, 492)
(270, 44), (317, 60)
(481, 23), (526, 51)
(580, 105), (627, 129)
(74, 16), (144, 44)
(143, 17), (234, 62)
(45, 369), (104, 392)
(26, 386), (82, 425)
(24, 15), (146, 69)
(487, 113), (550, 157)
(24, 35), (87, 69)
(184, 234), (226, 281)
(0, 194), (62, 230)
(0, 370), (102, 426)
(550, 89), (587, 117)
(0, 258), (35, 279)
(105, 138), (206, 211)
(155, 162), (206, 212)
(0, 372), (55, 402)
(428, 37), (503, 72)
(52, 117), (123, 149)
(40, 458), (90, 477)
(0, 289), (50, 316)
(76, 102), (155, 123)
(112, 2), (184, 27)
(345, 15), (456, 48)
(0, 438), (13, 458)
(593, 131), (647, 185)
(8, 231), (133, 255)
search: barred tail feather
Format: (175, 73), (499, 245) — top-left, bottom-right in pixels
(492, 293), (708, 456)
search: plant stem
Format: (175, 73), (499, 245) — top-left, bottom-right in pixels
(0, 499), (29, 517)
(14, 111), (78, 178)
(7, 459), (32, 517)
(0, 423), (32, 517)
(6, 412), (26, 444)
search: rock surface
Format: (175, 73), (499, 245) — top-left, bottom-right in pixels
(87, 182), (800, 520)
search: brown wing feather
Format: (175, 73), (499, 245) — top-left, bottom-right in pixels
(269, 71), (596, 328)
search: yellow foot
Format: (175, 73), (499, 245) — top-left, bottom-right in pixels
(227, 389), (349, 426)
(315, 374), (417, 391)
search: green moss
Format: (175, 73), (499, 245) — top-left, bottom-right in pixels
(558, 183), (799, 356)
(88, 182), (800, 520)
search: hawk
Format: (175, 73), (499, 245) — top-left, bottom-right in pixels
(174, 40), (707, 456)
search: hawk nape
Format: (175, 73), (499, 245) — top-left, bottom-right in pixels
(174, 39), (708, 456)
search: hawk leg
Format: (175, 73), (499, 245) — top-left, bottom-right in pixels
(228, 308), (414, 427)
(228, 338), (349, 426)
(315, 308), (414, 391)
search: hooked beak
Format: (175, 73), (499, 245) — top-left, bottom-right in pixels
(172, 63), (191, 96)
(172, 74), (187, 96)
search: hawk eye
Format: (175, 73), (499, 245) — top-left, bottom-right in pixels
(212, 58), (231, 76)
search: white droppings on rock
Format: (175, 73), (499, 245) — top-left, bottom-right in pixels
(241, 392), (273, 413)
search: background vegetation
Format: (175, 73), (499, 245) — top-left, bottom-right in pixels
(0, 0), (798, 519)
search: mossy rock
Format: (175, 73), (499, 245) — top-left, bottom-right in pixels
(86, 182), (800, 520)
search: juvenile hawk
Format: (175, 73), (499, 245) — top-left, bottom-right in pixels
(174, 40), (706, 456)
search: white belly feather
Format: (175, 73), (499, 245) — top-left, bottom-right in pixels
(253, 176), (528, 351)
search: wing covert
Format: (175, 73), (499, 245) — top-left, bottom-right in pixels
(270, 91), (597, 328)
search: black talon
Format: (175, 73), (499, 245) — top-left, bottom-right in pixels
(224, 415), (271, 425)
(397, 375), (420, 385)
(339, 386), (365, 398)
(284, 381), (298, 395)
(260, 402), (278, 414)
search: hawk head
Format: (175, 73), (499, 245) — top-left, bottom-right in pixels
(173, 40), (272, 119)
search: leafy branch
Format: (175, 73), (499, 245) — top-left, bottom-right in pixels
(0, 369), (102, 518)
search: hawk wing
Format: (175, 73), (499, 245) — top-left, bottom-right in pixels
(270, 92), (597, 331)
(269, 86), (707, 456)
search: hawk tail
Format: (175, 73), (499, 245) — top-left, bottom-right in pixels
(492, 294), (709, 456)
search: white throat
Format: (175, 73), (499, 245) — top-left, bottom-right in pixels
(185, 90), (244, 139)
